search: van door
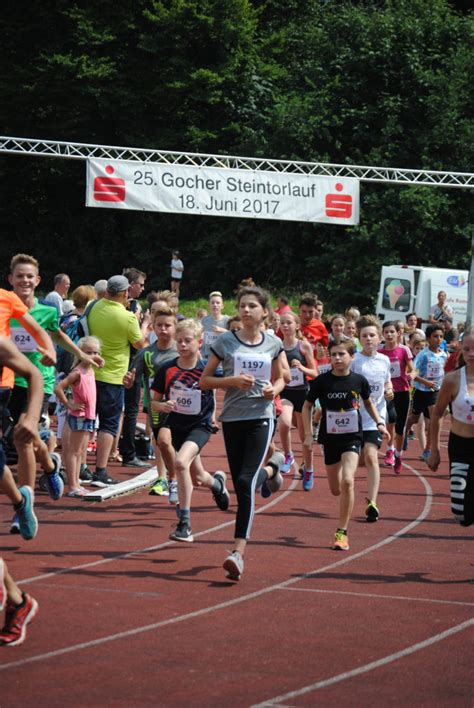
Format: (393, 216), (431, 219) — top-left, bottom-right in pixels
(377, 266), (415, 321)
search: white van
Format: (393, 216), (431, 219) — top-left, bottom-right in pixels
(376, 265), (469, 327)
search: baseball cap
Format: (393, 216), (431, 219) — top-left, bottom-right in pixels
(107, 275), (129, 294)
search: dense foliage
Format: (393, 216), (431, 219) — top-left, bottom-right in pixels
(0, 0), (472, 310)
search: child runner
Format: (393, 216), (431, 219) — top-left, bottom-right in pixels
(54, 336), (100, 496)
(428, 328), (474, 532)
(379, 320), (414, 474)
(151, 319), (229, 542)
(226, 316), (242, 333)
(200, 291), (229, 361)
(302, 339), (388, 551)
(0, 558), (38, 646)
(278, 311), (317, 489)
(201, 286), (286, 581)
(125, 307), (178, 497)
(351, 316), (393, 521)
(405, 324), (447, 462)
(328, 314), (347, 345)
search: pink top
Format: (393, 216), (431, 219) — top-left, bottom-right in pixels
(70, 366), (97, 419)
(378, 345), (412, 392)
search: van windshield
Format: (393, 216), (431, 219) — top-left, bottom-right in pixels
(382, 278), (411, 312)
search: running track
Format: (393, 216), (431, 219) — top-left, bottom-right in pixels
(1, 423), (473, 706)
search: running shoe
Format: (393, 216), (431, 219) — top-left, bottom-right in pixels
(168, 480), (179, 505)
(394, 454), (403, 475)
(223, 550), (244, 581)
(261, 451), (284, 498)
(9, 513), (20, 535)
(421, 449), (431, 463)
(211, 471), (230, 511)
(43, 452), (64, 500)
(384, 449), (395, 467)
(149, 477), (169, 496)
(333, 529), (349, 551)
(0, 593), (39, 646)
(169, 520), (193, 543)
(0, 559), (5, 611)
(365, 499), (379, 522)
(87, 440), (97, 454)
(302, 468), (314, 492)
(407, 430), (415, 440)
(280, 452), (294, 474)
(79, 465), (93, 484)
(17, 486), (38, 541)
(91, 470), (119, 487)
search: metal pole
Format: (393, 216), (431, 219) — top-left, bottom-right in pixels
(467, 226), (474, 329)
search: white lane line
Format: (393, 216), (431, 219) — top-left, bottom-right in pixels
(280, 586), (474, 607)
(19, 476), (300, 585)
(251, 618), (474, 707)
(0, 463), (433, 672)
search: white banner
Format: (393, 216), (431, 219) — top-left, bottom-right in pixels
(86, 158), (359, 224)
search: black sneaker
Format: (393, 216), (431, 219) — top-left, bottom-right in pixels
(79, 466), (93, 484)
(211, 471), (230, 511)
(169, 520), (193, 543)
(91, 470), (119, 487)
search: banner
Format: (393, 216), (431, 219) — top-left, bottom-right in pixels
(86, 158), (359, 225)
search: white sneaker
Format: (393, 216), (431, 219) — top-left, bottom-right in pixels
(223, 550), (244, 581)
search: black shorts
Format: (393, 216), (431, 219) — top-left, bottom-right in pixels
(167, 425), (211, 452)
(362, 429), (383, 449)
(448, 432), (474, 526)
(323, 440), (362, 466)
(281, 388), (308, 413)
(170, 278), (182, 284)
(412, 389), (438, 418)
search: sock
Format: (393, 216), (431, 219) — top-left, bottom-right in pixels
(180, 509), (191, 522)
(304, 467), (314, 474)
(96, 467), (107, 475)
(336, 528), (347, 535)
(388, 446), (395, 452)
(395, 450), (402, 457)
(14, 592), (27, 609)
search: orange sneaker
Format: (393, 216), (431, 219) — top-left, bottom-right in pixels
(333, 529), (349, 551)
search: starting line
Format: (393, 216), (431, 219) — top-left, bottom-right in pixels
(82, 467), (158, 502)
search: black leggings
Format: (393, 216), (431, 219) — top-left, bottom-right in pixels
(448, 433), (474, 527)
(222, 418), (274, 540)
(393, 390), (410, 436)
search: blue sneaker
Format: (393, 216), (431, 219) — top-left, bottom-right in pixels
(302, 467), (314, 492)
(280, 452), (294, 474)
(43, 452), (64, 500)
(17, 486), (38, 541)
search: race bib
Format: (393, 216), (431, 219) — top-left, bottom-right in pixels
(326, 409), (358, 434)
(318, 363), (332, 375)
(203, 330), (220, 347)
(233, 352), (272, 381)
(170, 386), (201, 415)
(389, 360), (401, 379)
(427, 361), (442, 379)
(10, 327), (36, 353)
(369, 381), (382, 399)
(287, 367), (304, 387)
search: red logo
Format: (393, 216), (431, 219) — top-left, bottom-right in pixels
(325, 183), (352, 219)
(93, 165), (126, 202)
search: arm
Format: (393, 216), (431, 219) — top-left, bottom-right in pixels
(18, 312), (57, 366)
(150, 390), (176, 415)
(302, 400), (314, 448)
(200, 353), (254, 392)
(428, 374), (455, 471)
(54, 371), (82, 411)
(263, 353), (285, 400)
(0, 337), (43, 445)
(52, 328), (104, 369)
(291, 341), (317, 378)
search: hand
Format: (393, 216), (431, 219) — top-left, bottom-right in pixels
(162, 399), (177, 413)
(233, 374), (255, 390)
(430, 381), (439, 391)
(262, 384), (276, 400)
(290, 359), (302, 370)
(37, 344), (57, 367)
(13, 414), (40, 446)
(427, 450), (440, 471)
(82, 353), (104, 369)
(68, 401), (86, 412)
(384, 388), (394, 401)
(378, 425), (390, 440)
(123, 368), (136, 388)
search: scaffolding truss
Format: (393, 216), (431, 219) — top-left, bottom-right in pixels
(1, 135), (473, 190)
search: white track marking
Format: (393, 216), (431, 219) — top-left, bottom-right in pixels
(0, 463), (433, 672)
(252, 618), (474, 706)
(281, 586), (474, 607)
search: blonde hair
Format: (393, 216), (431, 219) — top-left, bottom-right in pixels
(153, 306), (177, 323)
(73, 335), (101, 367)
(280, 311), (304, 340)
(356, 314), (382, 337)
(10, 253), (39, 273)
(176, 319), (203, 339)
(209, 291), (223, 300)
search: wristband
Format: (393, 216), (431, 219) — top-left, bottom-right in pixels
(376, 422), (384, 428)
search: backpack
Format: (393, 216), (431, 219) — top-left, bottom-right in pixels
(56, 299), (97, 374)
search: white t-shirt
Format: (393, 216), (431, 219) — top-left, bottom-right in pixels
(171, 259), (184, 280)
(351, 351), (390, 430)
(44, 290), (64, 315)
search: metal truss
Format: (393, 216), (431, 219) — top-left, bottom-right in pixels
(1, 135), (473, 189)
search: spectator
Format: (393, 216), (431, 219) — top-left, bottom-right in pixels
(429, 290), (454, 325)
(94, 279), (108, 300)
(170, 251), (184, 296)
(87, 275), (147, 485)
(44, 273), (71, 315)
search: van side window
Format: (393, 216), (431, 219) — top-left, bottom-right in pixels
(382, 278), (411, 312)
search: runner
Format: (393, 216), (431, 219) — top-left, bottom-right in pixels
(351, 316), (393, 522)
(151, 319), (229, 542)
(302, 339), (388, 551)
(54, 336), (100, 497)
(405, 324), (447, 463)
(0, 558), (38, 646)
(200, 291), (229, 361)
(298, 292), (329, 358)
(428, 328), (473, 531)
(378, 320), (414, 474)
(278, 312), (317, 489)
(201, 286), (286, 581)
